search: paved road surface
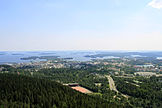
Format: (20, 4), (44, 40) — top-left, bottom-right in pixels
(106, 75), (129, 98)
(106, 75), (118, 92)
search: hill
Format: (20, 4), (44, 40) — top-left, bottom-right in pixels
(0, 74), (122, 108)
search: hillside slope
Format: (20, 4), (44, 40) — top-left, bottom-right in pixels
(0, 74), (121, 108)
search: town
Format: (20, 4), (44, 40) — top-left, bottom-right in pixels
(2, 56), (162, 78)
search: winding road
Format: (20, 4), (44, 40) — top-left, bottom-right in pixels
(106, 75), (118, 92)
(106, 75), (129, 98)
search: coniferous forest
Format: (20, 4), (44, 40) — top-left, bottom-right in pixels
(0, 63), (162, 108)
(0, 73), (121, 108)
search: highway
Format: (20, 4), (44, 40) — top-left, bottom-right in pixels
(106, 75), (118, 92)
(106, 75), (129, 98)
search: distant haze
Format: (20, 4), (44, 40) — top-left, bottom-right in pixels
(0, 0), (162, 51)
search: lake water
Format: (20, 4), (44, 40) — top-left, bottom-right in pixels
(0, 51), (97, 64)
(0, 51), (122, 64)
(157, 57), (162, 60)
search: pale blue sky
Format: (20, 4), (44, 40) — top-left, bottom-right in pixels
(0, 0), (162, 51)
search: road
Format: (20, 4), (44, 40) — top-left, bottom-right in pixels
(106, 75), (129, 98)
(106, 75), (118, 92)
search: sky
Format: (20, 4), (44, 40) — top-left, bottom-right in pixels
(0, 0), (162, 51)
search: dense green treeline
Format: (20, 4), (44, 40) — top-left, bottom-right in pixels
(38, 68), (108, 92)
(37, 68), (131, 106)
(113, 76), (162, 108)
(2, 64), (162, 107)
(0, 73), (122, 108)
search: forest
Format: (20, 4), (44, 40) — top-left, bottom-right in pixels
(0, 65), (162, 108)
(0, 73), (122, 108)
(113, 76), (162, 108)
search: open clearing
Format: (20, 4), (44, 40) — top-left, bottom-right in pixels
(71, 86), (93, 94)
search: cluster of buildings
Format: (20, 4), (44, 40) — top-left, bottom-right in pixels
(134, 65), (162, 73)
(1, 57), (162, 78)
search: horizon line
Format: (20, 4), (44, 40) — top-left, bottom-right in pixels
(1, 50), (162, 52)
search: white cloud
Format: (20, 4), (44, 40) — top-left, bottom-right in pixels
(148, 0), (162, 9)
